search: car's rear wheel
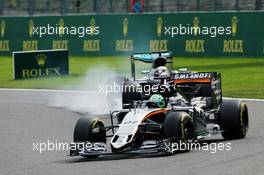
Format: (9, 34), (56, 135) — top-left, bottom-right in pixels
(219, 99), (249, 139)
(163, 111), (195, 153)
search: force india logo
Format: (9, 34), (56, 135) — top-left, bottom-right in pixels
(173, 73), (212, 80)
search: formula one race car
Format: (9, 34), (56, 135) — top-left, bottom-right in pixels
(69, 51), (249, 157)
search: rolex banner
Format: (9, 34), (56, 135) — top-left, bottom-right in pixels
(1, 11), (264, 57)
(13, 50), (69, 79)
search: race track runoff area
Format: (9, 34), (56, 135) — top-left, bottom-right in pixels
(0, 89), (264, 175)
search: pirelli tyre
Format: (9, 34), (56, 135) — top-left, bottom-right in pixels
(71, 117), (106, 157)
(163, 111), (195, 153)
(73, 117), (106, 143)
(219, 99), (249, 139)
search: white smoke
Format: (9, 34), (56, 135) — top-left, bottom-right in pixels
(49, 66), (123, 115)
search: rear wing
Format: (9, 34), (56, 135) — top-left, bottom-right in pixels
(173, 72), (214, 84)
(131, 51), (173, 80)
(172, 72), (222, 108)
(132, 51), (173, 63)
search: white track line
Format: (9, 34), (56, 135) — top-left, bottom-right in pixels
(0, 88), (263, 102)
(0, 88), (98, 94)
(223, 97), (264, 102)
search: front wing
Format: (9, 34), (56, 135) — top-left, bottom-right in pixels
(69, 139), (174, 157)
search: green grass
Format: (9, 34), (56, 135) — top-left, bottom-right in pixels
(0, 56), (264, 99)
(173, 57), (264, 99)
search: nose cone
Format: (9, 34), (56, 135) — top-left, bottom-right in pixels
(111, 135), (130, 149)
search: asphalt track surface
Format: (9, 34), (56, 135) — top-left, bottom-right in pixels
(0, 89), (264, 175)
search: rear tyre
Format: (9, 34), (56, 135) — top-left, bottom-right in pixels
(163, 112), (195, 153)
(219, 99), (249, 139)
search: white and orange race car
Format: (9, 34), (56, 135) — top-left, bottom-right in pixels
(69, 52), (249, 158)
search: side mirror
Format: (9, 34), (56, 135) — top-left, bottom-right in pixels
(178, 68), (188, 73)
(141, 70), (150, 75)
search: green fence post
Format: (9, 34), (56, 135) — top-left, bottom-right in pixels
(0, 1), (3, 15)
(144, 0), (148, 12)
(214, 0), (218, 11)
(160, 0), (164, 12)
(197, 0), (200, 11)
(46, 0), (50, 13)
(255, 0), (263, 10)
(17, 0), (21, 8)
(60, 0), (66, 14)
(177, 0), (180, 11)
(28, 0), (35, 15)
(76, 0), (81, 13)
(109, 0), (113, 12)
(126, 0), (130, 13)
(93, 0), (97, 13)
(235, 0), (239, 11)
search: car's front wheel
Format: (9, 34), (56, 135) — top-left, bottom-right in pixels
(163, 111), (195, 153)
(72, 117), (106, 157)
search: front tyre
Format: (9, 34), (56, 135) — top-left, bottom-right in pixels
(163, 112), (195, 153)
(71, 117), (106, 157)
(219, 99), (249, 139)
(74, 117), (106, 143)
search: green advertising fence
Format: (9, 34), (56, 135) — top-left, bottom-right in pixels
(0, 11), (263, 57)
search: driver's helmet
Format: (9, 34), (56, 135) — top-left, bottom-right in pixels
(153, 56), (167, 68)
(149, 94), (166, 108)
(154, 66), (171, 79)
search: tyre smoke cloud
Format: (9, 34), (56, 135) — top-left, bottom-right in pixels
(49, 66), (122, 115)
